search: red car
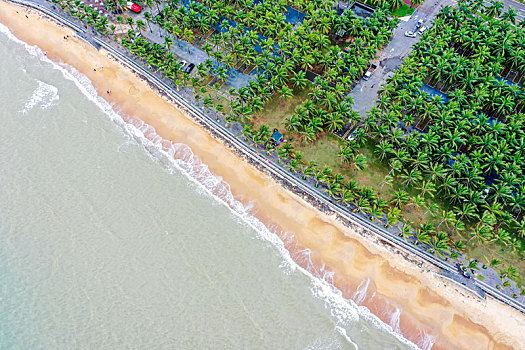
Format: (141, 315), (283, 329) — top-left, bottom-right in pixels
(127, 2), (141, 13)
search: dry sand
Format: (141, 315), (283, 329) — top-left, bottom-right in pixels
(1, 2), (525, 348)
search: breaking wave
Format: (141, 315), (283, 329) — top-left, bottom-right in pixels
(0, 22), (425, 350)
(20, 79), (59, 113)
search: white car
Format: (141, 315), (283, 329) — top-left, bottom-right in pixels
(404, 31), (416, 38)
(418, 26), (428, 35)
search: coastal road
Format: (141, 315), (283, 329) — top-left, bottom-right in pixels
(14, 0), (525, 315)
(348, 0), (456, 116)
(84, 34), (525, 315)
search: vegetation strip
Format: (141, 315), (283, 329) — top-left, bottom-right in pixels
(21, 0), (525, 309)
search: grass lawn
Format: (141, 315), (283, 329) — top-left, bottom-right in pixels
(293, 133), (342, 170)
(354, 140), (393, 198)
(392, 4), (416, 17)
(254, 86), (311, 130)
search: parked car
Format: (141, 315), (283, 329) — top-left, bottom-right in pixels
(346, 125), (362, 141)
(346, 129), (358, 141)
(334, 29), (346, 40)
(337, 47), (351, 58)
(178, 60), (187, 70)
(127, 1), (141, 13)
(131, 32), (142, 43)
(153, 12), (164, 24)
(363, 64), (377, 81)
(418, 26), (428, 35)
(415, 18), (426, 29)
(184, 63), (195, 74)
(404, 31), (416, 38)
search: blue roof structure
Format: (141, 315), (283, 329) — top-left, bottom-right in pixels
(271, 130), (284, 144)
(421, 84), (450, 103)
(495, 76), (521, 87)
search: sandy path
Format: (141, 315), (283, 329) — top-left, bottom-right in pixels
(1, 2), (524, 349)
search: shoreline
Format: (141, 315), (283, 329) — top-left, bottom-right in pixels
(2, 2), (525, 349)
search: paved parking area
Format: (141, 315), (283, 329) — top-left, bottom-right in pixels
(348, 0), (456, 117)
(131, 5), (256, 89)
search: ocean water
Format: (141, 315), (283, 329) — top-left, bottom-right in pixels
(0, 25), (415, 349)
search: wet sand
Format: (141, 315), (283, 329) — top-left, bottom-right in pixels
(1, 2), (525, 349)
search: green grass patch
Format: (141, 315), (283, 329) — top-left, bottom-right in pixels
(294, 133), (342, 170)
(255, 87), (311, 130)
(354, 140), (393, 197)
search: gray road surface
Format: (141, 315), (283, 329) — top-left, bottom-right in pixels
(501, 0), (525, 20)
(349, 0), (525, 117)
(15, 0), (525, 315)
(348, 0), (455, 117)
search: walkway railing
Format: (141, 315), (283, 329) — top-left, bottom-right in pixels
(10, 0), (525, 315)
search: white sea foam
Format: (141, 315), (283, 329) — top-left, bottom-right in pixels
(353, 277), (370, 305)
(335, 326), (359, 350)
(390, 307), (401, 334)
(0, 22), (422, 350)
(418, 330), (436, 350)
(20, 80), (59, 113)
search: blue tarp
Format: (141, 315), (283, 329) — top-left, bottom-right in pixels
(271, 130), (283, 144)
(421, 84), (450, 103)
(495, 76), (521, 87)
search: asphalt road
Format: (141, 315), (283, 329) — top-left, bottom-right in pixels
(349, 0), (525, 117)
(13, 0), (525, 315)
(501, 0), (525, 21)
(348, 0), (458, 117)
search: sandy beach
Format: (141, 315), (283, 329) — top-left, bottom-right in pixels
(1, 1), (525, 348)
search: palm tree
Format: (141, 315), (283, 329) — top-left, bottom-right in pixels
(337, 146), (353, 166)
(351, 154), (368, 177)
(391, 190), (409, 209)
(429, 233), (450, 258)
(143, 12), (154, 32)
(126, 17), (135, 31)
(291, 70), (308, 91)
(386, 207), (401, 228)
(375, 141), (393, 163)
(484, 0), (504, 18)
(279, 86), (293, 105)
(397, 220), (413, 241)
(400, 168), (422, 190)
(501, 8), (518, 24)
(116, 15), (125, 33)
(135, 19), (146, 34)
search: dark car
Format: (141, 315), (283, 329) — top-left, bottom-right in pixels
(153, 12), (165, 24)
(184, 63), (195, 74)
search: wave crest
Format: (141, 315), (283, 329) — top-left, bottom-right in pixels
(0, 21), (423, 349)
(20, 80), (59, 113)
